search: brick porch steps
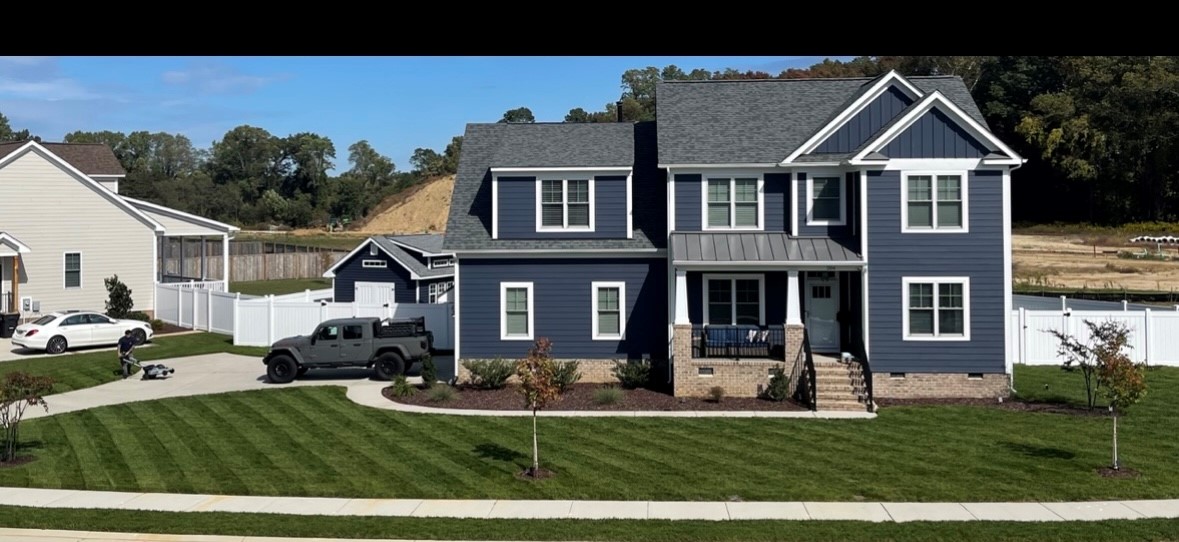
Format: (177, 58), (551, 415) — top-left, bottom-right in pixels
(813, 353), (872, 412)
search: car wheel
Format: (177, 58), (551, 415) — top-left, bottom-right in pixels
(46, 335), (68, 355)
(267, 355), (298, 384)
(130, 328), (147, 345)
(373, 352), (405, 381)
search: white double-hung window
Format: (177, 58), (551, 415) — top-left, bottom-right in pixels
(705, 176), (761, 229)
(807, 175), (845, 225)
(539, 179), (592, 230)
(902, 277), (970, 340)
(500, 282), (534, 340)
(591, 281), (626, 340)
(903, 172), (967, 232)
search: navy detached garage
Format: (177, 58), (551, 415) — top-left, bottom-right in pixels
(323, 234), (455, 306)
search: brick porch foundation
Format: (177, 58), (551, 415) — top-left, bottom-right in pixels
(872, 372), (1011, 399)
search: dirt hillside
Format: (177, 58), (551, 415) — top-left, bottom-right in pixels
(1014, 234), (1179, 291)
(354, 175), (455, 234)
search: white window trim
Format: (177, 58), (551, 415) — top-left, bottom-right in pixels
(901, 170), (969, 233)
(591, 281), (626, 340)
(369, 243), (378, 256)
(902, 276), (971, 341)
(535, 178), (596, 232)
(63, 251), (82, 289)
(500, 282), (535, 341)
(431, 257), (454, 269)
(362, 259), (387, 268)
(429, 281), (454, 304)
(701, 174), (765, 231)
(702, 273), (766, 325)
(805, 174), (847, 226)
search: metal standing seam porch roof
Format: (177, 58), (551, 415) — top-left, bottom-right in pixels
(670, 232), (862, 264)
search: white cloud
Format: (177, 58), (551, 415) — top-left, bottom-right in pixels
(162, 62), (288, 94)
(0, 56), (52, 67)
(0, 77), (99, 101)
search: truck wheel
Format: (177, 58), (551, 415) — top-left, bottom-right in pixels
(267, 355), (298, 384)
(374, 352), (405, 381)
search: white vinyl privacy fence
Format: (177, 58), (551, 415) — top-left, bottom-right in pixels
(154, 283), (454, 349)
(1013, 307), (1179, 366)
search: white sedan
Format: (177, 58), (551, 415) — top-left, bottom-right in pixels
(12, 311), (154, 354)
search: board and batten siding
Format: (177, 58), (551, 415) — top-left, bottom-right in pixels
(457, 258), (667, 359)
(883, 108), (991, 159)
(814, 86), (914, 154)
(866, 169), (1004, 374)
(674, 173), (790, 232)
(0, 149), (157, 316)
(497, 175), (628, 239)
(331, 248), (416, 304)
(795, 172), (858, 240)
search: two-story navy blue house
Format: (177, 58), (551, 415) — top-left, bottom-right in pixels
(323, 233), (455, 306)
(444, 71), (1023, 408)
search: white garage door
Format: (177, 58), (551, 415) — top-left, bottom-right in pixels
(354, 282), (396, 305)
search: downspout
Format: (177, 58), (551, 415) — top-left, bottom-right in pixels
(1006, 159), (1026, 396)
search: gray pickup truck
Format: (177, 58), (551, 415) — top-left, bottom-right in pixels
(263, 317), (432, 384)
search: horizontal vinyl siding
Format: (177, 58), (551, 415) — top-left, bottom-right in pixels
(796, 172), (855, 239)
(674, 174), (701, 231)
(866, 169), (1004, 373)
(764, 173), (788, 232)
(332, 249), (415, 304)
(815, 86), (914, 154)
(497, 175), (628, 239)
(884, 108), (991, 159)
(0, 150), (156, 315)
(458, 258), (666, 359)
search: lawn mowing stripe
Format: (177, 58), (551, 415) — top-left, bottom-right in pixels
(52, 411), (123, 491)
(541, 417), (693, 500)
(294, 386), (433, 496)
(89, 404), (174, 493)
(150, 397), (251, 495)
(242, 388), (367, 496)
(74, 408), (143, 491)
(120, 401), (197, 494)
(22, 418), (74, 489)
(179, 395), (285, 495)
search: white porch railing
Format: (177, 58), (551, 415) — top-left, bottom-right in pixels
(167, 280), (227, 292)
(153, 283), (453, 349)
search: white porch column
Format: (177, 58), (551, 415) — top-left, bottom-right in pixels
(200, 236), (207, 280)
(674, 268), (690, 325)
(179, 237), (185, 280)
(222, 234), (230, 287)
(786, 270), (803, 325)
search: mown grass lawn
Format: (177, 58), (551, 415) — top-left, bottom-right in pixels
(0, 333), (267, 393)
(2, 365), (1177, 502)
(230, 278), (333, 297)
(1, 506), (1177, 542)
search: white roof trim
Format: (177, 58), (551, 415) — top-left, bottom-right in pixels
(0, 141), (164, 232)
(0, 232), (32, 254)
(122, 196), (241, 234)
(781, 70), (924, 164)
(658, 163), (781, 169)
(490, 166), (632, 173)
(672, 260), (865, 268)
(385, 237), (452, 258)
(848, 91), (1024, 165)
(89, 174), (126, 178)
(455, 248), (666, 258)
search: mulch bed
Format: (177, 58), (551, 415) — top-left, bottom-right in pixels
(385, 383), (807, 411)
(0, 456), (36, 469)
(1096, 466), (1141, 479)
(153, 322), (190, 335)
(877, 397), (1111, 416)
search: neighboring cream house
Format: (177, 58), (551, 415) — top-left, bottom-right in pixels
(0, 140), (238, 319)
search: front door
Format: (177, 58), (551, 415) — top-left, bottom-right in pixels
(805, 272), (840, 352)
(354, 282), (396, 305)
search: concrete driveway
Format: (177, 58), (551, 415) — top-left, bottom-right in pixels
(0, 337), (160, 363)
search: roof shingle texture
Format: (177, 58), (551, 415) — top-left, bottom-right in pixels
(0, 142), (126, 176)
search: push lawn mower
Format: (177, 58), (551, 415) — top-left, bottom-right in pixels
(124, 356), (175, 380)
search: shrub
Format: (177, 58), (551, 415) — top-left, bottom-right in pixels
(104, 275), (134, 319)
(593, 386), (623, 406)
(462, 357), (514, 389)
(1, 372), (54, 462)
(553, 361), (582, 393)
(611, 359), (651, 389)
(427, 386), (456, 403)
(420, 353), (437, 388)
(708, 385), (725, 403)
(390, 375), (417, 398)
(150, 319), (165, 332)
(125, 312), (164, 332)
(761, 367), (790, 402)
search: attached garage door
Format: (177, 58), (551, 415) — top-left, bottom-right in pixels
(354, 282), (396, 305)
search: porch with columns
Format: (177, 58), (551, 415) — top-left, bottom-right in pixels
(0, 232), (31, 314)
(158, 234), (231, 291)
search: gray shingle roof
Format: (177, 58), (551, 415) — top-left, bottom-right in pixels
(671, 233), (861, 263)
(371, 237), (453, 279)
(443, 122), (664, 252)
(656, 75), (987, 165)
(388, 233), (447, 255)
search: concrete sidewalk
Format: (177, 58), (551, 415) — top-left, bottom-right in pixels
(0, 529), (489, 541)
(0, 487), (1175, 522)
(29, 353), (875, 420)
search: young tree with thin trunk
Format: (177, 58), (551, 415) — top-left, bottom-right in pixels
(515, 338), (559, 478)
(1049, 319), (1132, 409)
(0, 372), (54, 462)
(1098, 352), (1147, 470)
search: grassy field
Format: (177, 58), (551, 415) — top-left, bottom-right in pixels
(0, 507), (1176, 542)
(0, 333), (267, 393)
(236, 232), (366, 251)
(231, 278), (333, 296)
(2, 366), (1176, 502)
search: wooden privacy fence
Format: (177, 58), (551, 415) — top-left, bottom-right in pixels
(161, 251), (346, 282)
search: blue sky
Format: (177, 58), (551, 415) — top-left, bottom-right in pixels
(0, 56), (848, 173)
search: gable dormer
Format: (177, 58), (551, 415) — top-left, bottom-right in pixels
(488, 123), (636, 241)
(784, 71), (924, 162)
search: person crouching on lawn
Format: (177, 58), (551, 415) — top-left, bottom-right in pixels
(117, 329), (137, 379)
